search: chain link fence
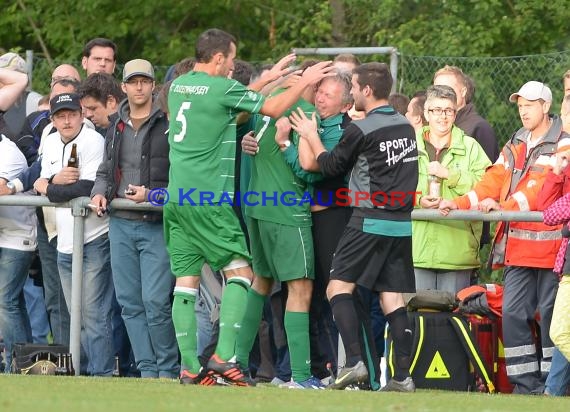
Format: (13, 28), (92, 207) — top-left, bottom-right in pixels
(398, 51), (570, 147)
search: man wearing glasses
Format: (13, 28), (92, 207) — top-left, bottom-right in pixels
(90, 59), (179, 379)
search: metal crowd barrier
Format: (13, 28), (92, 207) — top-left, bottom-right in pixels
(0, 195), (544, 375)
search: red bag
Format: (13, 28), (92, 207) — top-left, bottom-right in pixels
(464, 314), (514, 393)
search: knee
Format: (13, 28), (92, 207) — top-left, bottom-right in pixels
(250, 275), (272, 295)
(326, 279), (353, 301)
(175, 275), (200, 289)
(287, 279), (313, 304)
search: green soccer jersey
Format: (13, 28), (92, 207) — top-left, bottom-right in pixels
(245, 94), (319, 227)
(167, 71), (265, 205)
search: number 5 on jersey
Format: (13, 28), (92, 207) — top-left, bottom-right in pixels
(173, 102), (192, 142)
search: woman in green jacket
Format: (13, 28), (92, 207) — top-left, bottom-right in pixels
(413, 85), (492, 293)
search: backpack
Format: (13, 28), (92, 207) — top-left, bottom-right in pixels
(385, 311), (495, 393)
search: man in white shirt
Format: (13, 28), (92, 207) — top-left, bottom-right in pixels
(34, 93), (114, 376)
(0, 134), (37, 370)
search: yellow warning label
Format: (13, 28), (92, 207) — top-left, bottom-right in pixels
(498, 338), (505, 357)
(425, 351), (450, 379)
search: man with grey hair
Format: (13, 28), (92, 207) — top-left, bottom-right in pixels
(276, 70), (361, 385)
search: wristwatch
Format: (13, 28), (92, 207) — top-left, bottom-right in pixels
(279, 140), (291, 150)
(6, 181), (16, 194)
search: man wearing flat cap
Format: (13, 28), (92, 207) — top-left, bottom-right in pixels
(34, 92), (115, 376)
(440, 81), (568, 394)
(90, 59), (180, 379)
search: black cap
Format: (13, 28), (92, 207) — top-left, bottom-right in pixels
(50, 93), (82, 116)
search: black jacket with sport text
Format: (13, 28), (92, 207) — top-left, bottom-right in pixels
(317, 106), (418, 221)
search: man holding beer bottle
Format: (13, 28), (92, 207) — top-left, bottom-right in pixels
(33, 93), (115, 376)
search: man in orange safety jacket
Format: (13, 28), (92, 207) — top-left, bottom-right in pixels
(440, 81), (567, 394)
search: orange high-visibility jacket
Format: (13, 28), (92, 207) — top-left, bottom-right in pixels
(456, 116), (566, 269)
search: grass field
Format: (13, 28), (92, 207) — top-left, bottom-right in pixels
(0, 375), (568, 412)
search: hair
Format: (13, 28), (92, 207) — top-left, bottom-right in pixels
(51, 78), (80, 92)
(77, 72), (125, 105)
(173, 57), (196, 78)
(410, 91), (427, 124)
(156, 80), (172, 115)
(425, 84), (457, 108)
(232, 59), (257, 86)
(299, 59), (320, 72)
(353, 62), (392, 100)
(464, 74), (475, 104)
(434, 64), (466, 84)
(317, 69), (354, 106)
(389, 93), (410, 116)
(38, 94), (50, 107)
(564, 70), (570, 81)
(83, 38), (117, 59)
(334, 53), (361, 67)
(195, 29), (237, 63)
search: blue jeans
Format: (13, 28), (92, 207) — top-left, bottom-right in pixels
(109, 217), (178, 378)
(58, 234), (114, 376)
(37, 226), (69, 346)
(0, 247), (34, 371)
(545, 347), (570, 396)
(23, 276), (49, 343)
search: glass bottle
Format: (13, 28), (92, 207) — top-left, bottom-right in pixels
(67, 143), (78, 168)
(428, 174), (441, 197)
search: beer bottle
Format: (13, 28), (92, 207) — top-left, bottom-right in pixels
(67, 143), (78, 168)
(112, 355), (121, 377)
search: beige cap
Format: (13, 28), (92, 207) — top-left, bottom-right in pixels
(123, 59), (154, 81)
(0, 52), (27, 73)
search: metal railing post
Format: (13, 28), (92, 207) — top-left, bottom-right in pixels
(390, 49), (399, 94)
(25, 50), (33, 91)
(69, 198), (90, 375)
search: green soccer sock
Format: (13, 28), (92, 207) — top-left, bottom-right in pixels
(214, 278), (250, 361)
(284, 310), (311, 382)
(172, 288), (200, 373)
(235, 288), (266, 367)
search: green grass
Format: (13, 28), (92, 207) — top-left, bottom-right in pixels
(0, 375), (568, 412)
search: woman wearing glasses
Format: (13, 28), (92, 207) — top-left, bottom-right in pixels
(412, 84), (491, 293)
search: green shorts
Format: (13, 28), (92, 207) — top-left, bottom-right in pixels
(164, 203), (251, 277)
(247, 217), (314, 282)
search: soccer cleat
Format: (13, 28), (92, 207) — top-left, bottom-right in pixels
(380, 376), (416, 392)
(279, 375), (326, 389)
(270, 377), (287, 386)
(327, 361), (369, 390)
(206, 354), (254, 387)
(179, 368), (217, 386)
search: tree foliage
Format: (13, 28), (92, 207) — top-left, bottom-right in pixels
(2, 0), (570, 95)
(3, 0), (570, 63)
